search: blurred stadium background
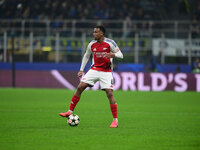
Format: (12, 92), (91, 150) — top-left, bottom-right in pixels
(1, 1), (200, 150)
(0, 0), (200, 90)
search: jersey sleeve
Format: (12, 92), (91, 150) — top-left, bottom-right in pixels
(80, 43), (92, 71)
(110, 40), (123, 59)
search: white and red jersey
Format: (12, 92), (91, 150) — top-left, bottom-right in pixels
(80, 37), (123, 72)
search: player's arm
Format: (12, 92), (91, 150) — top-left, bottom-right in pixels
(110, 47), (123, 59)
(78, 44), (92, 78)
(105, 41), (123, 59)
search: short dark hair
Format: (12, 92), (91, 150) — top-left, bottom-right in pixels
(95, 25), (106, 35)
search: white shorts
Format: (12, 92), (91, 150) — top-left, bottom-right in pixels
(81, 69), (114, 90)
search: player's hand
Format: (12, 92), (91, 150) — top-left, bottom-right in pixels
(77, 71), (84, 78)
(104, 52), (115, 59)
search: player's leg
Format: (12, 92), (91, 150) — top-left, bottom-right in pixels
(60, 69), (97, 117)
(99, 71), (118, 127)
(59, 82), (88, 117)
(68, 82), (89, 112)
(105, 89), (116, 104)
(105, 89), (118, 128)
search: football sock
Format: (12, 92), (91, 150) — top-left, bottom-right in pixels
(110, 104), (118, 120)
(114, 118), (118, 122)
(69, 95), (80, 111)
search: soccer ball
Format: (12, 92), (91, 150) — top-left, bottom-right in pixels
(67, 114), (80, 126)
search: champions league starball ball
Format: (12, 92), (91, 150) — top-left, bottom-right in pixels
(67, 114), (80, 126)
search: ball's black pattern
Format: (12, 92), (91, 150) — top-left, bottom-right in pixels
(67, 114), (80, 126)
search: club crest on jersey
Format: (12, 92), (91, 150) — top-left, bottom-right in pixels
(93, 48), (97, 51)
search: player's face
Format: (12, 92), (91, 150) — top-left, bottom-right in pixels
(93, 28), (103, 40)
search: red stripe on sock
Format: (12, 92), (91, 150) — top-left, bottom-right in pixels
(69, 95), (80, 111)
(110, 104), (117, 118)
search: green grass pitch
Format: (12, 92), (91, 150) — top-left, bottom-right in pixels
(0, 88), (200, 150)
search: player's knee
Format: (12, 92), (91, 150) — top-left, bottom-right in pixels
(106, 90), (113, 99)
(77, 85), (84, 92)
(77, 83), (87, 92)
